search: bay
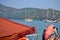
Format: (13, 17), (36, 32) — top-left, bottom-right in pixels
(10, 19), (60, 40)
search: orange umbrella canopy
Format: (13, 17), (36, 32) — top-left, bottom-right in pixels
(0, 18), (35, 38)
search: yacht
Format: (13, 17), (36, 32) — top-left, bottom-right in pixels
(45, 9), (58, 23)
(45, 19), (58, 23)
(24, 8), (33, 22)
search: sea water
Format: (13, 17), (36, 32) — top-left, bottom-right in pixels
(10, 19), (60, 40)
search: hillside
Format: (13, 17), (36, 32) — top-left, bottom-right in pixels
(0, 4), (60, 20)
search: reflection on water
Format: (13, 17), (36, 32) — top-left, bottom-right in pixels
(10, 19), (60, 40)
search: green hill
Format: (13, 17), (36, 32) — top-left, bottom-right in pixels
(0, 4), (60, 20)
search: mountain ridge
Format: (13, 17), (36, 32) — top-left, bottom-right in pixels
(0, 4), (60, 20)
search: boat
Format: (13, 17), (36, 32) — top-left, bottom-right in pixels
(24, 9), (33, 22)
(45, 9), (58, 23)
(45, 19), (58, 23)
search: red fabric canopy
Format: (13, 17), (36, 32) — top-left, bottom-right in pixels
(0, 18), (35, 38)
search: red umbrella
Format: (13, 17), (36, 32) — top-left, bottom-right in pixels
(0, 18), (35, 40)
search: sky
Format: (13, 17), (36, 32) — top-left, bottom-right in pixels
(0, 0), (60, 10)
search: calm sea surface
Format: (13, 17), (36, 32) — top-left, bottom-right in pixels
(10, 19), (60, 40)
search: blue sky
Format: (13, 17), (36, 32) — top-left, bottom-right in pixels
(0, 0), (60, 10)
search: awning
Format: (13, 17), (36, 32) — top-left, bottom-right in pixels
(0, 18), (35, 38)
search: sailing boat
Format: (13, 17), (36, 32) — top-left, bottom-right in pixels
(45, 9), (58, 23)
(24, 9), (33, 22)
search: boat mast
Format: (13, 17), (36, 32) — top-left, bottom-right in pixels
(46, 9), (49, 19)
(53, 9), (55, 18)
(25, 9), (26, 18)
(25, 8), (28, 19)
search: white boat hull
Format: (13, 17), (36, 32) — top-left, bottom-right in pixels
(24, 19), (33, 22)
(45, 19), (58, 23)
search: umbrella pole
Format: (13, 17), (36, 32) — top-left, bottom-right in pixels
(35, 27), (38, 40)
